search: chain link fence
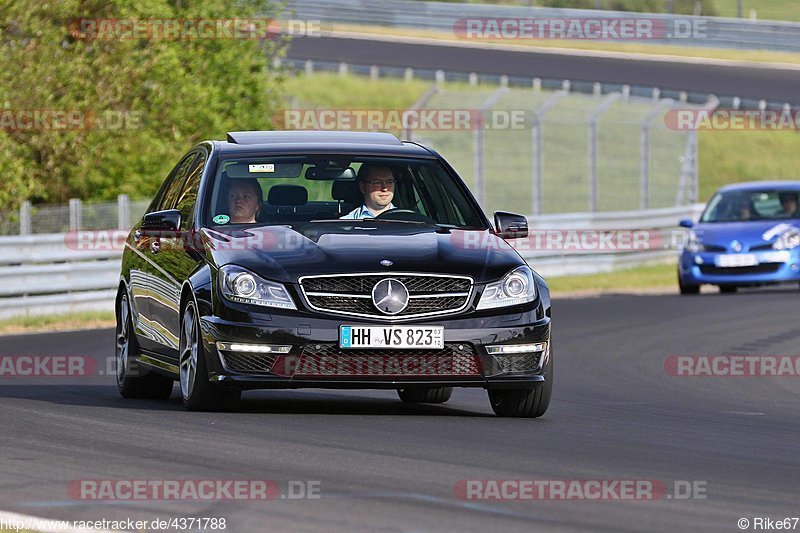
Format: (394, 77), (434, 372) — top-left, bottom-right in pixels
(410, 85), (707, 216)
(0, 196), (151, 236)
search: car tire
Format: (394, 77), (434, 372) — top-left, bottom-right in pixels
(116, 293), (174, 399)
(488, 344), (553, 418)
(179, 299), (241, 412)
(678, 271), (700, 295)
(397, 387), (453, 404)
(719, 285), (737, 294)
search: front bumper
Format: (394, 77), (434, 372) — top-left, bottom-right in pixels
(198, 309), (551, 391)
(679, 249), (800, 285)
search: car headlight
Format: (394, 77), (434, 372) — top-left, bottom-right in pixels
(219, 265), (296, 310)
(684, 230), (702, 253)
(476, 266), (537, 310)
(773, 229), (800, 250)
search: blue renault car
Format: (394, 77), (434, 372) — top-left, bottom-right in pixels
(678, 181), (800, 294)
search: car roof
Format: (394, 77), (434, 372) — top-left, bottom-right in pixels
(212, 131), (434, 158)
(717, 180), (800, 192)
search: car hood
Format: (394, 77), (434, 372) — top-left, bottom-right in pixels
(694, 220), (800, 250)
(200, 223), (526, 284)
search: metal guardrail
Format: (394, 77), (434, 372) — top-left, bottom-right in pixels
(285, 0), (800, 52)
(0, 233), (121, 320)
(518, 204), (704, 276)
(0, 205), (703, 319)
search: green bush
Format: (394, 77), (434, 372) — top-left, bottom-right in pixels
(0, 0), (287, 209)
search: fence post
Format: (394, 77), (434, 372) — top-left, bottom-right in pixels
(118, 194), (130, 229)
(370, 65), (379, 80)
(404, 67), (414, 82)
(690, 130), (699, 203)
(473, 87), (509, 208)
(19, 201), (32, 235)
(304, 60), (314, 76)
(640, 99), (675, 209)
(69, 199), (82, 231)
(676, 95), (718, 205)
(338, 62), (348, 76)
(588, 93), (621, 212)
(403, 84), (439, 141)
(473, 126), (484, 207)
(531, 90), (567, 216)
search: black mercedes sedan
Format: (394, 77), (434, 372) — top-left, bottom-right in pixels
(116, 131), (552, 417)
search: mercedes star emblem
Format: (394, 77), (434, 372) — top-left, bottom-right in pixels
(380, 259), (393, 267)
(371, 278), (409, 315)
(731, 240), (743, 252)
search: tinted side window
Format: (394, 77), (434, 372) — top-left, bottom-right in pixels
(149, 153), (197, 213)
(175, 153), (206, 228)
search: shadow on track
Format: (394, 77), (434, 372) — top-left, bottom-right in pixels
(0, 385), (492, 417)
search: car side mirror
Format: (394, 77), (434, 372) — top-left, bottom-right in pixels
(142, 209), (182, 232)
(494, 211), (528, 239)
(679, 218), (694, 229)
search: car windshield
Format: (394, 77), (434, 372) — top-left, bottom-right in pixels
(701, 188), (800, 223)
(205, 155), (485, 228)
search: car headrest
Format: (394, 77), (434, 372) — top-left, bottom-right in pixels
(215, 171), (230, 213)
(331, 180), (362, 204)
(267, 185), (307, 206)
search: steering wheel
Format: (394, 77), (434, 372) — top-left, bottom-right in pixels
(375, 208), (436, 224)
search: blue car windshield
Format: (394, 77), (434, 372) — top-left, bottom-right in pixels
(701, 189), (800, 223)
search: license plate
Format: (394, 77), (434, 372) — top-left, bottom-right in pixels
(715, 254), (758, 267)
(339, 326), (444, 349)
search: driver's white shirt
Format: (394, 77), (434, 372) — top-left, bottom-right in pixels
(340, 203), (395, 219)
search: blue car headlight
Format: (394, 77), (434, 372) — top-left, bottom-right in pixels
(773, 229), (800, 251)
(684, 230), (703, 253)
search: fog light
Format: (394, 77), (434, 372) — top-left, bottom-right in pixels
(486, 343), (546, 355)
(216, 342), (291, 354)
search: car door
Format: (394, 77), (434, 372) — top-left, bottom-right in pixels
(132, 152), (198, 355)
(146, 148), (208, 361)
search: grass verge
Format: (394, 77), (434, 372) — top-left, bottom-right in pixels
(323, 23), (800, 66)
(0, 311), (115, 336)
(546, 262), (675, 294)
(715, 0), (800, 22)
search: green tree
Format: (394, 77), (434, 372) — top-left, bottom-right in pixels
(0, 0), (287, 208)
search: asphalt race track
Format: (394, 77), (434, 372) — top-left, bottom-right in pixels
(288, 35), (800, 104)
(1, 290), (799, 531)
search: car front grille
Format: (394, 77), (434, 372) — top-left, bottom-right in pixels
(219, 351), (278, 373)
(299, 273), (473, 320)
(292, 342), (483, 377)
(699, 264), (781, 276)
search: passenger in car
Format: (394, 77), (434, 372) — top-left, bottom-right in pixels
(340, 164), (397, 219)
(779, 192), (799, 218)
(738, 196), (755, 221)
(227, 178), (262, 223)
